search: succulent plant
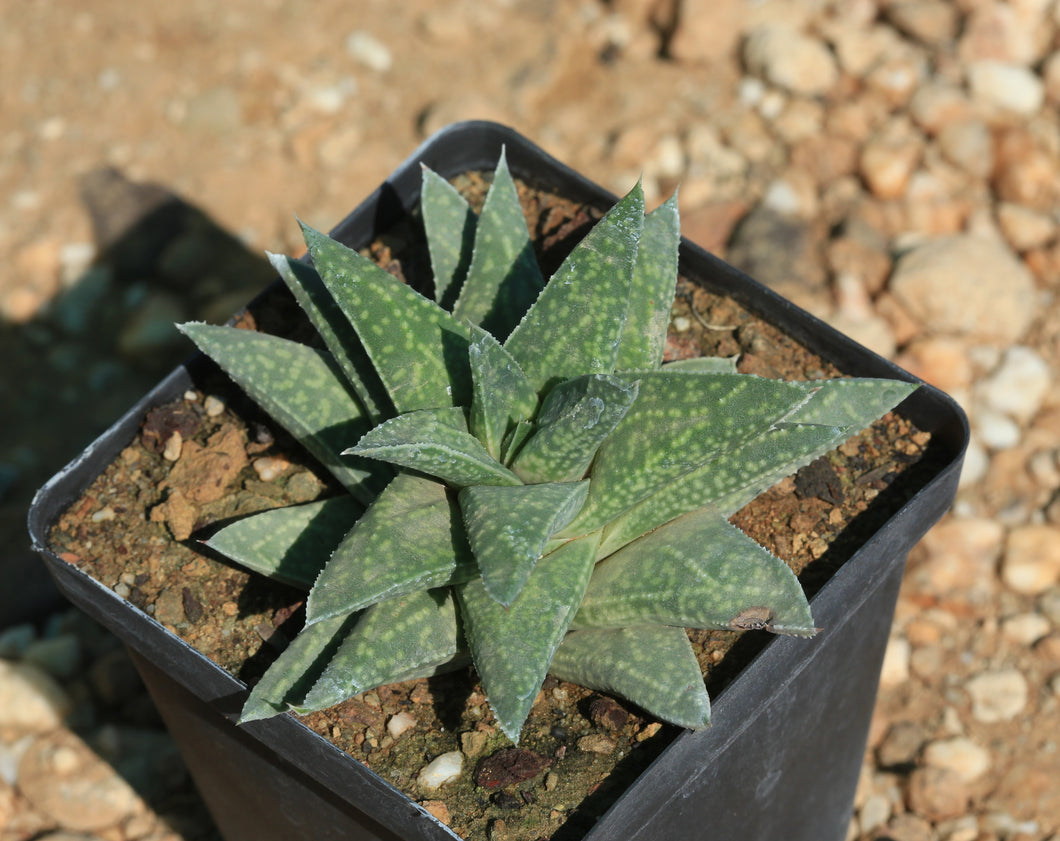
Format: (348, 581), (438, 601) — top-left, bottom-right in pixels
(179, 152), (916, 743)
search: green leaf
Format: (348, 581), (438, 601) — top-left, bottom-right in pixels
(300, 222), (478, 413)
(511, 375), (639, 484)
(452, 150), (545, 339)
(550, 626), (710, 730)
(206, 496), (363, 591)
(662, 356), (739, 373)
(504, 182), (645, 392)
(598, 422), (848, 556)
(573, 507), (815, 636)
(306, 472), (477, 624)
(459, 480), (589, 606)
(615, 193), (680, 371)
(456, 531), (601, 742)
(782, 378), (917, 427)
(299, 589), (468, 714)
(501, 420), (535, 465)
(178, 323), (385, 504)
(240, 611), (355, 722)
(421, 166), (477, 310)
(593, 375), (916, 556)
(346, 407), (523, 488)
(468, 330), (539, 460)
(565, 372), (811, 535)
(267, 252), (391, 422)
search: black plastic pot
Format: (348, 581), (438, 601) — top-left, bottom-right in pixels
(29, 121), (968, 841)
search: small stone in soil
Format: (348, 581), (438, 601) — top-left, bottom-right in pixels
(588, 695), (629, 731)
(417, 751), (463, 790)
(475, 748), (549, 789)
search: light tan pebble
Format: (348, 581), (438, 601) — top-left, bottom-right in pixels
(894, 336), (974, 392)
(993, 128), (1060, 212)
(996, 203), (1057, 252)
(386, 712), (416, 739)
(886, 0), (959, 46)
(826, 312), (897, 361)
(345, 29), (391, 72)
(938, 815), (980, 841)
(577, 734), (616, 754)
(860, 132), (922, 199)
(964, 668), (1029, 722)
(879, 636), (910, 688)
(252, 456), (290, 482)
(417, 751), (463, 790)
(923, 737), (991, 783)
(1002, 525), (1060, 595)
(420, 800), (451, 825)
(864, 45), (928, 108)
(969, 60), (1045, 115)
(874, 293), (921, 347)
(17, 731), (146, 831)
(1000, 613), (1051, 645)
(972, 406), (1021, 450)
(742, 24), (838, 96)
(203, 395), (225, 417)
(907, 766), (970, 822)
(877, 721), (928, 769)
(770, 98), (824, 144)
(162, 431), (182, 462)
(666, 0), (747, 64)
(822, 21), (899, 78)
(914, 517), (1003, 599)
(957, 437), (989, 488)
(889, 234), (1036, 344)
(936, 119), (993, 179)
(881, 813), (936, 841)
(908, 82), (974, 135)
(859, 792), (891, 833)
(959, 2), (1050, 66)
(0, 661), (72, 733)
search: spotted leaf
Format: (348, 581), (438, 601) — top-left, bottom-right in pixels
(456, 531), (601, 742)
(550, 625), (710, 730)
(241, 611), (355, 722)
(267, 252), (390, 422)
(299, 589), (468, 714)
(345, 407), (523, 488)
(468, 329), (539, 460)
(459, 480), (589, 606)
(300, 222), (480, 413)
(511, 374), (639, 484)
(206, 496), (363, 591)
(504, 182), (644, 392)
(422, 165), (477, 310)
(178, 323), (385, 504)
(564, 372), (811, 535)
(452, 149), (545, 339)
(615, 193), (680, 372)
(573, 507), (815, 636)
(306, 472), (477, 624)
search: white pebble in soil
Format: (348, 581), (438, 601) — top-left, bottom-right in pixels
(964, 669), (1028, 723)
(417, 751), (463, 790)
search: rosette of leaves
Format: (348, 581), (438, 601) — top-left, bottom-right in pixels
(179, 152), (916, 743)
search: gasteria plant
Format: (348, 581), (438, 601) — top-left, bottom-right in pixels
(179, 152), (916, 743)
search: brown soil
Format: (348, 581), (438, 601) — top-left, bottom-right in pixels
(47, 173), (933, 841)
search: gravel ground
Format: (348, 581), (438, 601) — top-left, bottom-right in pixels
(3, 1), (1060, 839)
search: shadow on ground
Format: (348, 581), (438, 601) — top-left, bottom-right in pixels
(2, 168), (276, 626)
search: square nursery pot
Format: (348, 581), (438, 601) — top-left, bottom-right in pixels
(29, 121), (968, 841)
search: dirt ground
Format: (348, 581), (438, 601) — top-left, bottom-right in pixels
(3, 1), (1060, 840)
